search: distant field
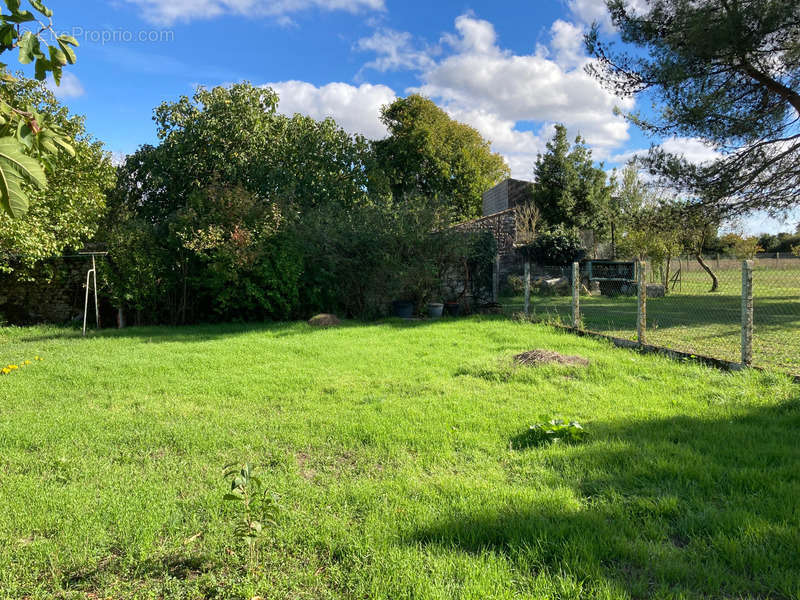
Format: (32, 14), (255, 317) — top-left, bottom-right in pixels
(501, 267), (800, 375)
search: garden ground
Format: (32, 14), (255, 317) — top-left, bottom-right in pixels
(1, 318), (798, 599)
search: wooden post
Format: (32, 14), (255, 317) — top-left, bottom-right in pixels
(492, 253), (500, 303)
(572, 262), (580, 329)
(523, 260), (531, 317)
(637, 260), (647, 346)
(741, 260), (754, 367)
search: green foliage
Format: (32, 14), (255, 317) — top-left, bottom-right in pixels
(465, 229), (497, 303)
(373, 95), (509, 223)
(104, 83), (371, 324)
(104, 183), (301, 324)
(223, 462), (278, 571)
(0, 0), (79, 217)
(587, 0), (800, 216)
(0, 77), (114, 274)
(518, 226), (585, 266)
(512, 420), (588, 449)
(532, 124), (611, 234)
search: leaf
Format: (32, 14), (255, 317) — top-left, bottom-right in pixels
(55, 40), (75, 65)
(17, 31), (36, 65)
(48, 45), (67, 66)
(52, 136), (74, 157)
(4, 10), (35, 24)
(223, 493), (243, 502)
(34, 57), (49, 80)
(29, 0), (53, 17)
(57, 34), (78, 47)
(0, 136), (47, 217)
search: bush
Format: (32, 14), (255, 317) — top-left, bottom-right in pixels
(516, 226), (585, 266)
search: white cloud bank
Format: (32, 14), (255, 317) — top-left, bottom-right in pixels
(125, 0), (385, 26)
(265, 80), (396, 139)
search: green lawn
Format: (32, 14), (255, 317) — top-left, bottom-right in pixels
(1, 319), (798, 599)
(502, 267), (800, 375)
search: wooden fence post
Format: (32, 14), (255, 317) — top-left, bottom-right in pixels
(572, 262), (580, 329)
(741, 260), (754, 367)
(637, 261), (647, 346)
(524, 260), (531, 317)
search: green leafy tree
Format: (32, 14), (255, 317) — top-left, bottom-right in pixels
(0, 0), (79, 217)
(607, 160), (651, 258)
(373, 95), (509, 223)
(531, 125), (611, 235)
(105, 83), (374, 323)
(586, 0), (800, 217)
(0, 76), (114, 274)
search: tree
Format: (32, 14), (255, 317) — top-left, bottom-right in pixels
(104, 84), (377, 323)
(373, 95), (509, 223)
(586, 0), (800, 218)
(0, 1), (80, 217)
(0, 77), (114, 274)
(607, 160), (652, 258)
(531, 124), (611, 235)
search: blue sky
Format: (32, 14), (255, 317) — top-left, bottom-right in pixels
(39, 0), (797, 234)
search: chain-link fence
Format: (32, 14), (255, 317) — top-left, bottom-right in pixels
(499, 258), (800, 377)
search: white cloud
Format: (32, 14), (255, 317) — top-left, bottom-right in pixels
(265, 80), (396, 139)
(48, 71), (85, 99)
(566, 0), (648, 33)
(548, 19), (587, 69)
(356, 28), (436, 73)
(125, 0), (385, 26)
(410, 14), (632, 163)
(609, 137), (721, 166)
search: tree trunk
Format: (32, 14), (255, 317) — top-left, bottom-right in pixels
(696, 254), (719, 292)
(663, 251), (672, 295)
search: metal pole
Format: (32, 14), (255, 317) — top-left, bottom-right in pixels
(741, 260), (754, 367)
(92, 256), (100, 329)
(82, 269), (91, 337)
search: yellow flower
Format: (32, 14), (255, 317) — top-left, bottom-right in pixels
(1, 368), (9, 375)
(23, 360), (31, 365)
(9, 365), (18, 370)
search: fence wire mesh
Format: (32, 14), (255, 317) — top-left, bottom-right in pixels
(499, 256), (800, 378)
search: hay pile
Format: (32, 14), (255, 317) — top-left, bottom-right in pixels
(513, 349), (589, 367)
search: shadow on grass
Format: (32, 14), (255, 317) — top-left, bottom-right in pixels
(62, 552), (217, 590)
(410, 396), (800, 598)
(13, 315), (485, 345)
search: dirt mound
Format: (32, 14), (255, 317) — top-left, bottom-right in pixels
(513, 349), (589, 367)
(308, 314), (341, 328)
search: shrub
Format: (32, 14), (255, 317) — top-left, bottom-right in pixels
(517, 226), (585, 266)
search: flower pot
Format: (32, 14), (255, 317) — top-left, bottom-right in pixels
(392, 300), (415, 319)
(444, 301), (461, 317)
(428, 303), (444, 319)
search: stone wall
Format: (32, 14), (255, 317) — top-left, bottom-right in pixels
(0, 259), (93, 325)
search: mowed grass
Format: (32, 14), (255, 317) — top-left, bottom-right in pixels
(1, 318), (799, 599)
(502, 267), (800, 375)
